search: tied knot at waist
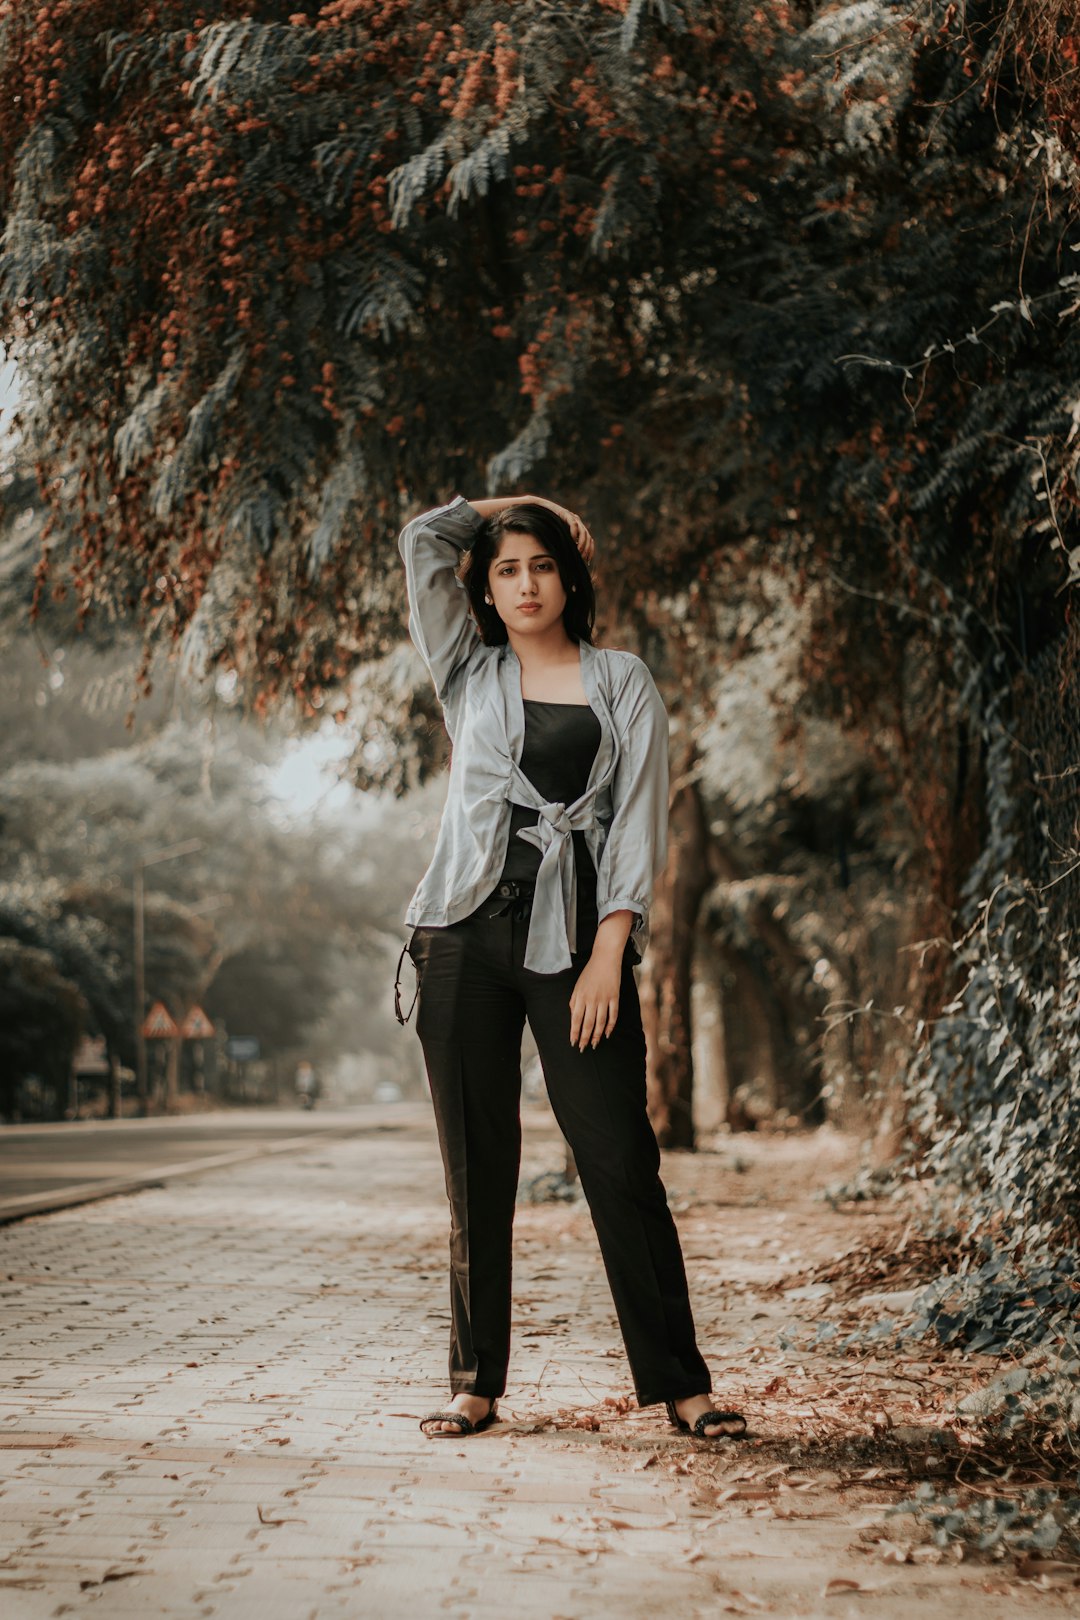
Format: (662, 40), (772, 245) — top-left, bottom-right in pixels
(540, 801), (573, 836)
(505, 759), (598, 835)
(505, 760), (600, 973)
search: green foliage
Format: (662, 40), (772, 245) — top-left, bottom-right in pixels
(887, 625), (1080, 1423)
(3, 0), (1075, 712)
(904, 685), (1079, 1249)
(0, 0), (735, 709)
(0, 880), (129, 1049)
(0, 934), (84, 1114)
(905, 1255), (1080, 1363)
(888, 1480), (1080, 1560)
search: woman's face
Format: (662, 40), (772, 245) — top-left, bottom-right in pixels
(488, 529), (567, 634)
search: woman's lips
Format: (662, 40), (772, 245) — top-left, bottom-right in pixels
(516, 604), (541, 613)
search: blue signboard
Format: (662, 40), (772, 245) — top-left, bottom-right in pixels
(225, 1037), (261, 1063)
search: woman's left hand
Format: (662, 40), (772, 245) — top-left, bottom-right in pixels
(569, 953), (621, 1050)
(534, 497), (595, 566)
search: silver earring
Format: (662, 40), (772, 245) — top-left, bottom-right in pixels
(485, 595), (493, 605)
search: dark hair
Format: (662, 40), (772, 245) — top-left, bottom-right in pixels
(461, 503), (596, 647)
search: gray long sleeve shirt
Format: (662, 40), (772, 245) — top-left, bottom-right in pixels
(398, 495), (670, 974)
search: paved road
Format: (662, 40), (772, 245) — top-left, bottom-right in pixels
(0, 1108), (398, 1222)
(0, 1109), (1051, 1619)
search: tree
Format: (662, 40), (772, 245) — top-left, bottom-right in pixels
(1, 3), (1078, 1307)
(0, 935), (84, 1118)
(0, 714), (427, 1112)
(0, 0), (758, 706)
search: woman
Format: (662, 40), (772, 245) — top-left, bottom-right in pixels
(394, 491), (746, 1444)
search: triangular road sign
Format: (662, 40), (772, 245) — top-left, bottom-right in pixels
(180, 1005), (215, 1040)
(142, 1000), (179, 1039)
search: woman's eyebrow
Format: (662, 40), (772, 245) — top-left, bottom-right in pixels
(496, 552), (553, 563)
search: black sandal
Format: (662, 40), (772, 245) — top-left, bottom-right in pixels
(418, 1398), (499, 1438)
(665, 1398), (747, 1440)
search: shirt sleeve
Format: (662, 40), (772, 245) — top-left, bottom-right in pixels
(595, 656), (670, 952)
(397, 494), (485, 708)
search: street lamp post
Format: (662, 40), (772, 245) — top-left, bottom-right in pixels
(133, 839), (202, 1116)
(134, 861), (146, 1114)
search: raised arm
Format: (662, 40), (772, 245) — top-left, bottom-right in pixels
(397, 495), (485, 707)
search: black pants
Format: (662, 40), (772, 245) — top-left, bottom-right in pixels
(407, 887), (713, 1408)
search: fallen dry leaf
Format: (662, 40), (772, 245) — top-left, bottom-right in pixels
(717, 1589), (767, 1613)
(257, 1505), (305, 1526)
(1014, 1554), (1080, 1581)
(78, 1569), (141, 1590)
(823, 1576), (882, 1596)
(871, 1539), (911, 1563)
(598, 1394), (635, 1414)
(592, 1513), (677, 1532)
(535, 1536), (608, 1559)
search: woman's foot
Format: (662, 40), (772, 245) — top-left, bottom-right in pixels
(672, 1393), (745, 1437)
(421, 1393), (496, 1436)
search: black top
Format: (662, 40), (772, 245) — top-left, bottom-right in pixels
(499, 700), (602, 922)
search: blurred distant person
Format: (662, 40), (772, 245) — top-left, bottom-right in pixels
(294, 1060), (317, 1110)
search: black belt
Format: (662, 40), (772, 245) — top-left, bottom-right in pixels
(471, 878), (536, 919)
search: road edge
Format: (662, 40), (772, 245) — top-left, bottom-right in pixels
(0, 1127), (372, 1226)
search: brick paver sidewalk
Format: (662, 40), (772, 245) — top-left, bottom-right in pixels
(0, 1104), (1049, 1618)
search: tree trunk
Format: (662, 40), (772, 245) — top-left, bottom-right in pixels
(702, 835), (828, 1126)
(642, 748), (712, 1151)
(689, 946), (727, 1132)
(712, 942), (778, 1129)
(108, 1049), (122, 1120)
